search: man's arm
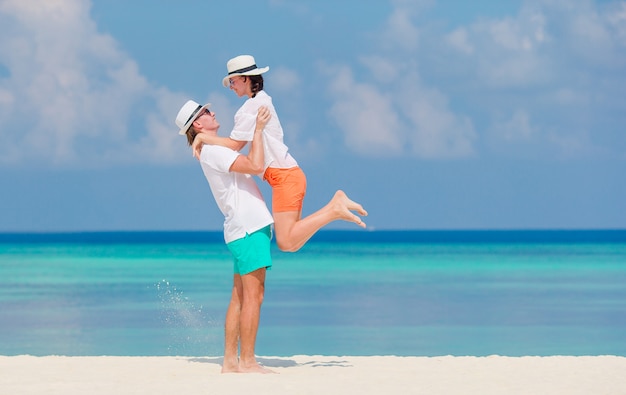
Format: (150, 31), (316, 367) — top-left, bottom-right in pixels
(229, 106), (270, 175)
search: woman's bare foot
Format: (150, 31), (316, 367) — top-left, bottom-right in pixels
(332, 190), (368, 227)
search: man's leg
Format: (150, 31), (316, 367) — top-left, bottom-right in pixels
(222, 274), (243, 373)
(238, 267), (274, 373)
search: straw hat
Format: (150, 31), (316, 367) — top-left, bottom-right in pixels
(222, 55), (269, 87)
(175, 100), (211, 135)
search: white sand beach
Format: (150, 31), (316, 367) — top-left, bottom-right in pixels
(1, 355), (625, 395)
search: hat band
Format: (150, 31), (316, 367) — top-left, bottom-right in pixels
(228, 64), (258, 75)
(185, 105), (202, 125)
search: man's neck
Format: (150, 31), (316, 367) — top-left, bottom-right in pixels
(199, 128), (218, 136)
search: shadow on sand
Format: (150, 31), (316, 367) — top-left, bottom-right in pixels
(186, 357), (352, 369)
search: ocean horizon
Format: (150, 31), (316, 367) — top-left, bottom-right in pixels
(2, 228), (625, 243)
(1, 229), (625, 357)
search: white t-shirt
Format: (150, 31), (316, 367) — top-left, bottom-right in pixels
(230, 90), (298, 171)
(199, 144), (273, 244)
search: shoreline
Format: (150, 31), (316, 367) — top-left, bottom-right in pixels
(2, 355), (625, 394)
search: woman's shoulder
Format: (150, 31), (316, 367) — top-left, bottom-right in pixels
(239, 91), (273, 112)
(251, 90), (272, 104)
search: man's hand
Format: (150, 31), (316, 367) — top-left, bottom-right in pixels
(256, 106), (271, 132)
(229, 106), (271, 175)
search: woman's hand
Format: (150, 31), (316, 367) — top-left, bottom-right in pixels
(191, 136), (203, 160)
(192, 133), (219, 160)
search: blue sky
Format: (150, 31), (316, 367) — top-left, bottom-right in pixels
(0, 0), (624, 232)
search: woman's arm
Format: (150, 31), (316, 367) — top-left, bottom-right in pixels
(192, 135), (247, 159)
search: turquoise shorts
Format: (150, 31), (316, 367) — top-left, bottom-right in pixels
(227, 225), (272, 275)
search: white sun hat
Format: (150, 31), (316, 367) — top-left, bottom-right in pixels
(175, 100), (211, 135)
(222, 55), (269, 87)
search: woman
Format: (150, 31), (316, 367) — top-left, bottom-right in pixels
(193, 55), (367, 252)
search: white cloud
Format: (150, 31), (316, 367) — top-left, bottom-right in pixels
(446, 28), (474, 54)
(488, 12), (547, 51)
(325, 65), (404, 156)
(270, 66), (300, 94)
(380, 8), (420, 52)
(399, 81), (476, 159)
(494, 109), (535, 142)
(441, 0), (624, 158)
(2, 0), (622, 167)
(607, 2), (626, 45)
(321, 0), (625, 161)
(470, 1), (626, 157)
(0, 0), (186, 166)
(457, 8), (552, 88)
(323, 1), (477, 159)
(324, 62), (476, 159)
(359, 55), (400, 84)
(545, 127), (603, 158)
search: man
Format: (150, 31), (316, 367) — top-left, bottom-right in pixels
(175, 100), (274, 374)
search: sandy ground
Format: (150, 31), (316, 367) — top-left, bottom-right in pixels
(1, 355), (625, 395)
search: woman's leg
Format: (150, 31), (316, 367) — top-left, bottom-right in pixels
(273, 190), (367, 252)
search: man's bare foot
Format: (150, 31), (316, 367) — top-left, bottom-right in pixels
(221, 365), (239, 373)
(221, 357), (240, 373)
(332, 190), (368, 228)
(238, 361), (277, 374)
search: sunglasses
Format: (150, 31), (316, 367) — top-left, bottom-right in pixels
(190, 108), (212, 124)
(229, 76), (245, 87)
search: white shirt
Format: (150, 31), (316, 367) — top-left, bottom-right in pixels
(230, 90), (298, 171)
(199, 144), (274, 243)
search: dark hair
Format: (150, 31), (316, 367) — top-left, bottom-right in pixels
(185, 126), (198, 146)
(248, 75), (264, 97)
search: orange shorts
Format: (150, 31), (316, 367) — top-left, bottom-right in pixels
(263, 166), (307, 213)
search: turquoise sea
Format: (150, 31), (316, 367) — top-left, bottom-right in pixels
(1, 230), (625, 357)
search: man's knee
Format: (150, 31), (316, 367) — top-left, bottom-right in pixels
(244, 288), (264, 306)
